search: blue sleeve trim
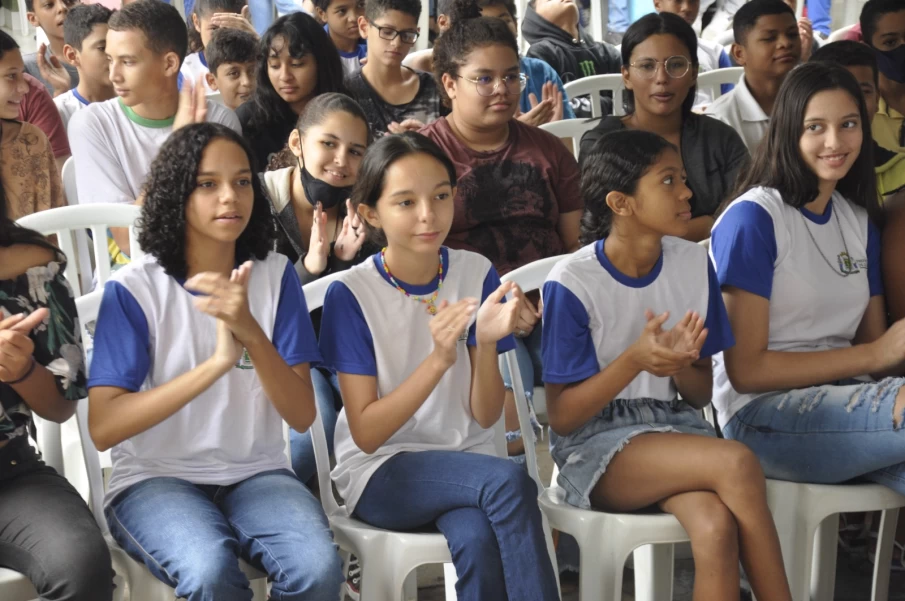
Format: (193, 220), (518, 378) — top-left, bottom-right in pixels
(711, 202), (777, 299)
(274, 261), (323, 367)
(319, 281), (378, 377)
(868, 220), (883, 297)
(700, 259), (736, 358)
(540, 281), (599, 384)
(468, 265), (517, 353)
(88, 281), (150, 391)
(718, 51), (734, 95)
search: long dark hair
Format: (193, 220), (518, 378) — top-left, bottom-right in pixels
(0, 31), (56, 254)
(245, 13), (348, 135)
(727, 62), (879, 222)
(350, 132), (458, 244)
(187, 0), (247, 54)
(580, 129), (677, 243)
(137, 123), (275, 279)
(620, 12), (699, 116)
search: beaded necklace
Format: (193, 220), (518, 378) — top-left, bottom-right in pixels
(380, 247), (445, 315)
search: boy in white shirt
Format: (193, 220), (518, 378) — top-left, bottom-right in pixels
(69, 0), (240, 262)
(54, 4), (116, 131)
(705, 0), (800, 151)
(315, 0), (367, 75)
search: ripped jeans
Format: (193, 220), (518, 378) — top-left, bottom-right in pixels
(722, 378), (905, 495)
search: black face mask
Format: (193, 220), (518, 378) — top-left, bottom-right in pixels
(298, 157), (353, 210)
(876, 44), (905, 84)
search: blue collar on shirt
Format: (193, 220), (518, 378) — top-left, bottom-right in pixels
(595, 239), (663, 288)
(71, 88), (90, 106)
(199, 51), (208, 68)
(372, 247), (449, 295)
(800, 199), (833, 225)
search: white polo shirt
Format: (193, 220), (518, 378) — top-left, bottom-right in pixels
(704, 73), (769, 152)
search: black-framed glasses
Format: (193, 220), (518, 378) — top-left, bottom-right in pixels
(368, 21), (419, 44)
(629, 56), (692, 79)
(456, 73), (528, 96)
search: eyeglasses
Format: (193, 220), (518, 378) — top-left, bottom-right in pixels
(368, 21), (419, 45)
(456, 73), (528, 97)
(629, 56), (692, 79)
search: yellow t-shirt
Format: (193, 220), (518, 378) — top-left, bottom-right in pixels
(874, 97), (905, 154)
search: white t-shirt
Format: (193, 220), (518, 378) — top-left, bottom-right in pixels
(693, 38), (733, 111)
(68, 96), (240, 206)
(319, 247), (516, 513)
(180, 51), (216, 94)
(88, 252), (321, 505)
(53, 88), (90, 132)
(541, 238), (734, 400)
(704, 73), (770, 152)
(709, 186), (882, 426)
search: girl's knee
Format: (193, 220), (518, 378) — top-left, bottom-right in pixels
(688, 503), (739, 557)
(720, 441), (767, 491)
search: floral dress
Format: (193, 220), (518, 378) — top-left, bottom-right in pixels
(0, 255), (86, 443)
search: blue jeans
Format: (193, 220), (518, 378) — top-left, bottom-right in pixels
(247, 0), (304, 34)
(722, 378), (905, 495)
(501, 326), (544, 448)
(106, 469), (344, 601)
(354, 451), (559, 601)
(291, 367), (340, 484)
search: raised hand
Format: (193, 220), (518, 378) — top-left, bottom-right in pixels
(173, 76), (209, 131)
(798, 17), (814, 58)
(210, 7), (258, 36)
(35, 44), (72, 97)
(429, 298), (478, 369)
(0, 308), (48, 383)
(334, 199), (366, 261)
(303, 202), (330, 275)
(476, 281), (520, 344)
(516, 89), (555, 127)
(628, 311), (700, 377)
(542, 81), (564, 122)
(646, 309), (708, 355)
(185, 261), (261, 345)
(212, 314), (244, 369)
(387, 118), (426, 134)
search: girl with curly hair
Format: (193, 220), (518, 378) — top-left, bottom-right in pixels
(320, 131), (559, 600)
(237, 12), (348, 169)
(0, 125), (114, 601)
(544, 128), (791, 601)
(87, 122), (343, 601)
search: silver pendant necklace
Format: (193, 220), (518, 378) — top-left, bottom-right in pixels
(801, 203), (854, 277)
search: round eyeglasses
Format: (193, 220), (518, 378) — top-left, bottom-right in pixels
(629, 56), (692, 79)
(456, 73), (528, 97)
(369, 21), (419, 45)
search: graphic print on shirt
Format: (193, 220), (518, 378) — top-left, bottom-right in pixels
(456, 160), (556, 274)
(578, 60), (596, 78)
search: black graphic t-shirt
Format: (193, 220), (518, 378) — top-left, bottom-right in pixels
(419, 117), (583, 275)
(346, 67), (446, 137)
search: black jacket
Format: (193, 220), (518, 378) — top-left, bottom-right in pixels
(580, 114), (750, 218)
(522, 7), (621, 116)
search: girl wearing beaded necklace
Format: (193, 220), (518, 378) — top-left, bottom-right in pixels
(711, 62), (905, 504)
(319, 131), (560, 600)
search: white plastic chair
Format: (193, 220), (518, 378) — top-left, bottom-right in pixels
(72, 292), (270, 601)
(0, 569), (38, 601)
(563, 73), (625, 118)
(540, 119), (598, 161)
(58, 157), (96, 296)
(16, 203), (144, 298)
(301, 273), (557, 601)
(501, 255), (686, 601)
(827, 23), (857, 42)
(696, 66), (743, 101)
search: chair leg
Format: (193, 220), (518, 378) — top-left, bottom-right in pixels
(403, 570), (418, 601)
(811, 514), (839, 601)
(443, 563), (458, 601)
(633, 544), (674, 601)
(359, 556), (396, 601)
(578, 536), (625, 601)
(871, 509), (900, 601)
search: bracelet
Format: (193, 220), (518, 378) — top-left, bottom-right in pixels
(4, 357), (36, 385)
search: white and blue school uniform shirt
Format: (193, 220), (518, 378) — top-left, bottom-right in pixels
(53, 88), (91, 132)
(88, 252), (321, 506)
(709, 186), (882, 428)
(320, 247), (516, 513)
(180, 51), (216, 94)
(323, 24), (368, 77)
(541, 238), (733, 400)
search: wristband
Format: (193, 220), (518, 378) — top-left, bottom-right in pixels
(4, 357), (36, 385)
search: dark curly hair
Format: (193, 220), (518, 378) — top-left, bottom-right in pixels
(138, 123), (276, 279)
(579, 129), (676, 244)
(432, 16), (518, 107)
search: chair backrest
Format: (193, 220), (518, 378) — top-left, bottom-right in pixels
(499, 255), (568, 490)
(696, 66), (743, 101)
(563, 73), (625, 118)
(540, 118), (598, 161)
(60, 158), (95, 297)
(17, 204), (144, 297)
(302, 270), (509, 516)
(827, 23), (856, 43)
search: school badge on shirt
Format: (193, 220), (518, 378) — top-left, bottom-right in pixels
(837, 252), (867, 276)
(235, 348), (254, 370)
